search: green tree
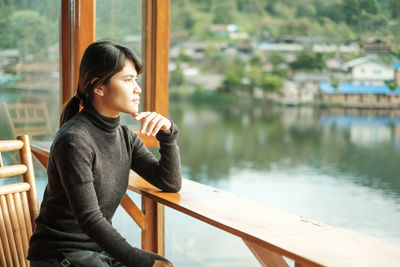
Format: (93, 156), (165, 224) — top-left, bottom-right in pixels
(296, 2), (316, 18)
(360, 0), (380, 15)
(247, 65), (263, 97)
(389, 0), (400, 19)
(357, 12), (387, 31)
(290, 51), (325, 70)
(212, 1), (237, 24)
(269, 52), (283, 67)
(260, 75), (283, 93)
(170, 64), (185, 88)
(0, 6), (14, 49)
(387, 80), (398, 91)
(221, 58), (245, 94)
(343, 0), (361, 24)
(249, 55), (262, 67)
(11, 10), (55, 58)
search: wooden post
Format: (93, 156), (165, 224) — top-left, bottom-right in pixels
(60, 0), (96, 108)
(141, 195), (165, 256)
(60, 0), (73, 107)
(142, 0), (170, 117)
(244, 239), (289, 267)
(17, 136), (39, 226)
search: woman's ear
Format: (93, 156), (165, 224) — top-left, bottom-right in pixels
(94, 87), (104, 96)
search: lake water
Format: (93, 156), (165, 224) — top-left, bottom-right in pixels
(1, 90), (400, 266)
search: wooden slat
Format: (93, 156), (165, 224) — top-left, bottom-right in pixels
(0, 202), (12, 267)
(6, 194), (26, 267)
(0, 165), (27, 179)
(21, 192), (33, 237)
(244, 239), (289, 267)
(120, 194), (146, 230)
(0, 229), (6, 267)
(0, 183), (30, 195)
(0, 140), (24, 153)
(14, 192), (30, 259)
(0, 195), (19, 266)
(18, 135), (39, 227)
(0, 152), (3, 167)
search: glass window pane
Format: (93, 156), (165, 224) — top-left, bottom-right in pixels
(96, 0), (142, 127)
(0, 2), (60, 156)
(0, 2), (59, 192)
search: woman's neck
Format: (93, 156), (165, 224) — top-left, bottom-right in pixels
(91, 97), (119, 118)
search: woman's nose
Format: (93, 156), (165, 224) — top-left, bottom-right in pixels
(133, 82), (142, 94)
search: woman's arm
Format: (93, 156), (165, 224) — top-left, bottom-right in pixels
(129, 112), (182, 192)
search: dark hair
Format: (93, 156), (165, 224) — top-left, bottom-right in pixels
(59, 41), (143, 126)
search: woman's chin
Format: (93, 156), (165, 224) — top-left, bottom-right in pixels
(122, 107), (139, 115)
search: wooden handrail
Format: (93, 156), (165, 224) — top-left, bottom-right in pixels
(31, 142), (400, 267)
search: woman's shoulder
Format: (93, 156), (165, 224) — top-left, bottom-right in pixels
(52, 115), (93, 148)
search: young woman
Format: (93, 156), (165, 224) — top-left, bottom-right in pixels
(28, 41), (181, 267)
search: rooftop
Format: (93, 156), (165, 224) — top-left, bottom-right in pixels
(319, 82), (400, 95)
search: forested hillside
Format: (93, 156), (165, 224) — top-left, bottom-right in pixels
(171, 0), (400, 53)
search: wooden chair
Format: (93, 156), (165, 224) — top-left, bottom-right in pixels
(4, 102), (51, 138)
(0, 135), (39, 267)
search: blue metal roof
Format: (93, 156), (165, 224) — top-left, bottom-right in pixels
(319, 82), (399, 95)
(319, 82), (335, 93)
(394, 61), (400, 70)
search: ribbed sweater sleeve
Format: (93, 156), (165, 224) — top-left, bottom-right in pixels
(130, 123), (182, 192)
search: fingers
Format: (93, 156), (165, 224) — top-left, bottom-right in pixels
(145, 113), (162, 136)
(133, 111), (151, 121)
(133, 111), (171, 136)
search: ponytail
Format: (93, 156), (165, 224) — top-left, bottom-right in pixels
(59, 95), (81, 127)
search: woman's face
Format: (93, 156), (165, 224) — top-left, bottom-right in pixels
(100, 60), (141, 117)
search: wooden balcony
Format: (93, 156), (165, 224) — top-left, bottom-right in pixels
(31, 142), (400, 267)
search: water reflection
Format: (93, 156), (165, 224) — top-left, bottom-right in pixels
(171, 101), (400, 196)
(170, 100), (400, 246)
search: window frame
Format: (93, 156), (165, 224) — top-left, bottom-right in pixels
(60, 0), (170, 117)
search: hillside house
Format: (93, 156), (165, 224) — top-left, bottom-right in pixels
(319, 82), (400, 107)
(342, 56), (394, 84)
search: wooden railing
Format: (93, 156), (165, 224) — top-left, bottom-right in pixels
(30, 142), (400, 267)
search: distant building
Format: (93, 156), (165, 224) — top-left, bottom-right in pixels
(319, 82), (400, 108)
(279, 80), (319, 105)
(210, 24), (241, 39)
(362, 39), (392, 54)
(259, 41), (303, 52)
(312, 43), (359, 54)
(342, 56), (394, 84)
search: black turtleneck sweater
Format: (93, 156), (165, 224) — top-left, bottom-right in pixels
(28, 104), (182, 266)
